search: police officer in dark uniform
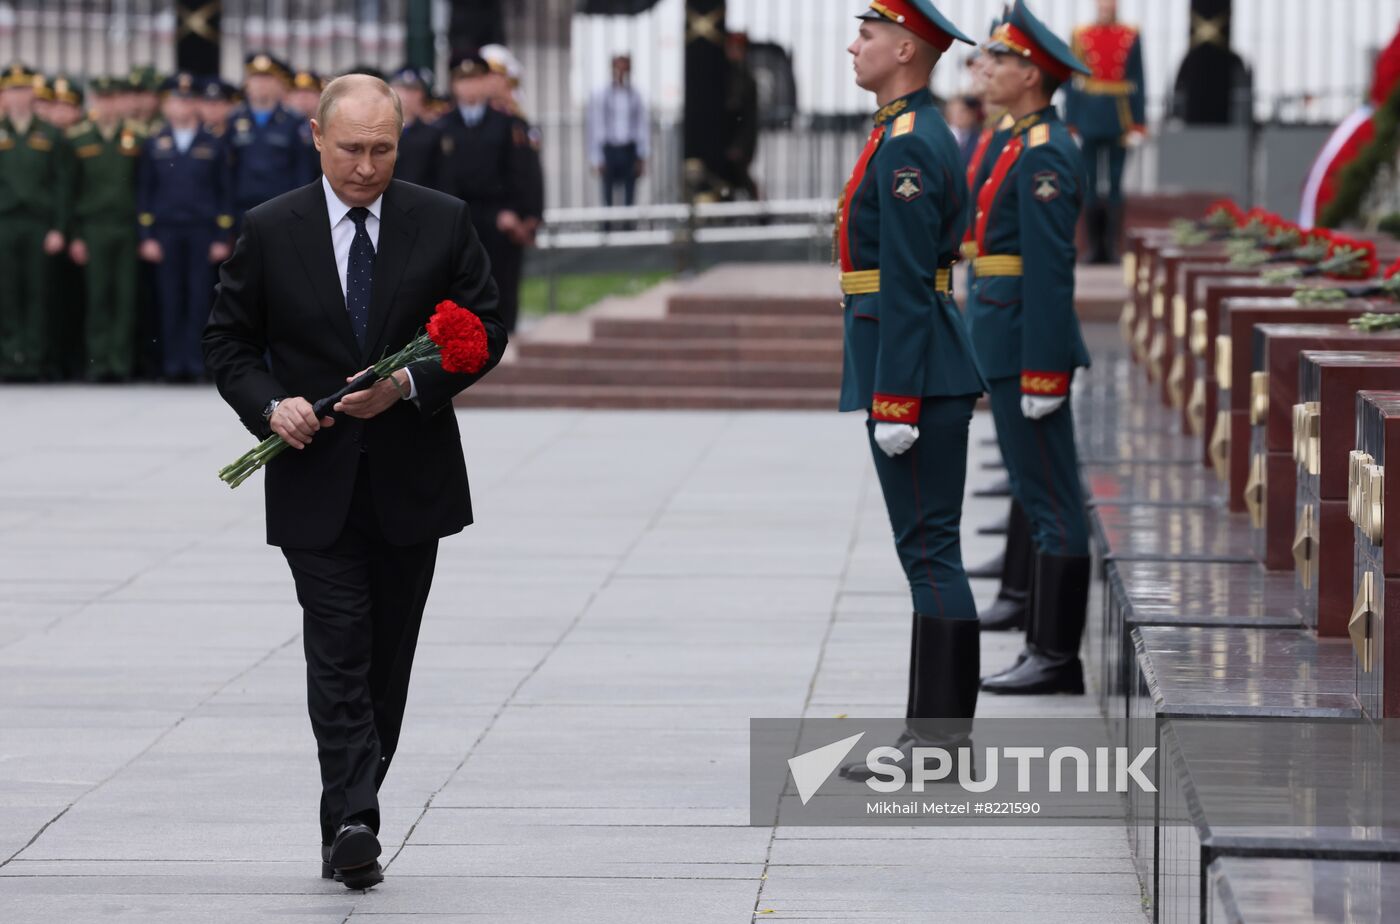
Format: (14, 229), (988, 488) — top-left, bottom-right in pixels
(964, 0), (1093, 696)
(831, 1), (985, 780)
(436, 54), (539, 333)
(227, 54), (310, 224)
(388, 65), (443, 189)
(137, 72), (234, 381)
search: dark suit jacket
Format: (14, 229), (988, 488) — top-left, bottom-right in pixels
(202, 179), (507, 550)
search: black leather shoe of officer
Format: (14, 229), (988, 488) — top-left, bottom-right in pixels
(840, 615), (979, 782)
(982, 553), (1090, 695)
(329, 821), (383, 889)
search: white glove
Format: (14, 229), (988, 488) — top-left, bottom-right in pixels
(874, 422), (919, 457)
(1021, 395), (1066, 420)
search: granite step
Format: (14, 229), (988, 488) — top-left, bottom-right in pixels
(591, 314), (843, 341)
(517, 338), (844, 363)
(456, 383), (836, 409)
(487, 357), (842, 389)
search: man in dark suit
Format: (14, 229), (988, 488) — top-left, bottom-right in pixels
(203, 73), (507, 890)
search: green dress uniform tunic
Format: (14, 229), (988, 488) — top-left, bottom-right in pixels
(67, 119), (144, 379)
(964, 107), (1091, 557)
(0, 114), (69, 378)
(837, 87), (987, 619)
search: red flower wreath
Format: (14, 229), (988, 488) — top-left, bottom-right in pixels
(428, 300), (491, 374)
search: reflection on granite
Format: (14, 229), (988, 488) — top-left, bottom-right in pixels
(1209, 857), (1397, 924)
(1133, 626), (1359, 717)
(1084, 461), (1225, 507)
(1093, 505), (1256, 562)
(1111, 560), (1301, 624)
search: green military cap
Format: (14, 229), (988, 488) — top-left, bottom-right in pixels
(50, 75), (83, 106)
(129, 65), (162, 92)
(88, 76), (122, 96)
(0, 61), (37, 90)
(31, 72), (53, 100)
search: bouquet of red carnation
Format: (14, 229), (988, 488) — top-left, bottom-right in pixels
(218, 300), (490, 489)
(1320, 235), (1380, 280)
(1205, 199), (1246, 230)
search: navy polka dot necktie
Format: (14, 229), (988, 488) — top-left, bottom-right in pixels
(345, 206), (375, 350)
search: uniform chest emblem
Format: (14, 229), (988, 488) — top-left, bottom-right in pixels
(892, 167), (923, 202)
(156, 135), (173, 151)
(235, 118), (251, 133)
(1033, 171), (1060, 202)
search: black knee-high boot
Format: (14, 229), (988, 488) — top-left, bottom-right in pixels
(840, 614), (980, 781)
(978, 500), (1032, 630)
(981, 552), (1089, 695)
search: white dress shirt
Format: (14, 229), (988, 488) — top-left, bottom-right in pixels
(321, 176), (416, 398)
(586, 84), (649, 168)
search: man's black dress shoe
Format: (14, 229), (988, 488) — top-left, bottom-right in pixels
(328, 822), (383, 889)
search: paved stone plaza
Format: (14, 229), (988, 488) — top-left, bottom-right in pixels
(0, 386), (1145, 922)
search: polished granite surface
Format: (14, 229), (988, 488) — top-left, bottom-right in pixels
(1084, 461), (1224, 507)
(1133, 626), (1359, 717)
(1093, 505), (1256, 563)
(1209, 857), (1400, 923)
(1110, 560), (1302, 625)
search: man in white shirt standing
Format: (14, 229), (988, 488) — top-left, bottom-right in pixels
(586, 54), (649, 208)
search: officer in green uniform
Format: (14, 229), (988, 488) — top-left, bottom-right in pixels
(964, 0), (1093, 696)
(0, 63), (70, 380)
(67, 77), (145, 381)
(832, 0), (985, 780)
(44, 75), (86, 379)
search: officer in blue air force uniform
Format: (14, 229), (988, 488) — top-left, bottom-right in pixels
(227, 53), (310, 223)
(136, 72), (234, 381)
(835, 0), (985, 781)
(964, 0), (1093, 696)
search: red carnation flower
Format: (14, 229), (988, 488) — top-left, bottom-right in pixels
(1323, 236), (1380, 280)
(427, 300), (491, 374)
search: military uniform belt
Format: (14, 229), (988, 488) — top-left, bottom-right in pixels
(972, 255), (1024, 277)
(1074, 77), (1135, 95)
(840, 268), (952, 296)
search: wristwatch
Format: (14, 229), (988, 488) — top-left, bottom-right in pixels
(262, 398), (282, 420)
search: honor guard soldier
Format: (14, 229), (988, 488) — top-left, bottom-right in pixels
(962, 12), (1037, 636)
(287, 69), (324, 180)
(965, 0), (1093, 696)
(437, 53), (541, 333)
(67, 77), (145, 381)
(228, 54), (311, 223)
(388, 65), (443, 189)
(137, 72), (235, 381)
(0, 62), (70, 380)
(832, 0), (986, 780)
(1064, 0), (1144, 263)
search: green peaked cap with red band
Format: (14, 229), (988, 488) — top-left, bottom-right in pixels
(856, 0), (976, 53)
(985, 0), (1090, 82)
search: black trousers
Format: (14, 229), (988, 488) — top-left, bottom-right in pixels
(282, 458), (438, 845)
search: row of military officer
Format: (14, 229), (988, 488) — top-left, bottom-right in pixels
(0, 49), (543, 383)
